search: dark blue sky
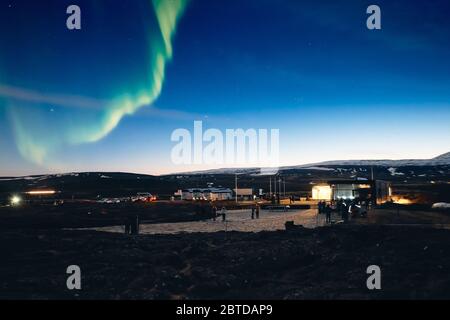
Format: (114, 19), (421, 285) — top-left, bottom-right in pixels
(0, 0), (449, 175)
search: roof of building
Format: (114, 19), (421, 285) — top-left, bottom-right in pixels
(326, 179), (390, 185)
(182, 188), (233, 193)
(233, 188), (253, 195)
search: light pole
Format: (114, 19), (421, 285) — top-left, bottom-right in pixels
(278, 176), (281, 198)
(274, 175), (277, 195)
(269, 176), (272, 197)
(235, 174), (238, 204)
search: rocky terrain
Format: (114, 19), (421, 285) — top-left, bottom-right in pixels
(2, 225), (450, 299)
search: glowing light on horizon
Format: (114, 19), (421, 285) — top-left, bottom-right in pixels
(391, 196), (413, 205)
(26, 190), (56, 195)
(10, 195), (21, 206)
(393, 199), (412, 205)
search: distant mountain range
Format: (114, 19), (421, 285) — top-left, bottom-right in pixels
(183, 151), (450, 175)
(0, 152), (449, 199)
(434, 152), (450, 161)
(0, 153), (449, 201)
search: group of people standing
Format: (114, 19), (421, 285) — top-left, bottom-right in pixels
(251, 204), (260, 219)
(318, 201), (333, 223)
(318, 199), (371, 224)
(211, 205), (227, 221)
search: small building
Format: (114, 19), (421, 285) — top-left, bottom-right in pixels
(312, 180), (391, 204)
(177, 188), (233, 201)
(311, 184), (332, 200)
(20, 190), (60, 205)
(233, 188), (254, 201)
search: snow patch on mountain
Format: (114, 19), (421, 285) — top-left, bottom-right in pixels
(388, 167), (405, 176)
(298, 166), (335, 171)
(434, 152), (450, 160)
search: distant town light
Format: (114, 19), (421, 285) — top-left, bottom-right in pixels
(392, 197), (412, 205)
(10, 195), (21, 206)
(26, 190), (56, 195)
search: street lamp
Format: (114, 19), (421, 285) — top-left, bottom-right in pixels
(10, 195), (21, 206)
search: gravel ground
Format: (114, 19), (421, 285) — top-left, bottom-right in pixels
(88, 209), (325, 234)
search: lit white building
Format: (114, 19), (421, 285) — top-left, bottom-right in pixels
(312, 185), (332, 200)
(312, 180), (391, 204)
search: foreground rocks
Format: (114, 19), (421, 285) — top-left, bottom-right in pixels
(1, 225), (450, 299)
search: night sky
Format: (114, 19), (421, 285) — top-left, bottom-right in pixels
(0, 0), (449, 176)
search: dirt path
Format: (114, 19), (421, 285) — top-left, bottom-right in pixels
(88, 209), (324, 234)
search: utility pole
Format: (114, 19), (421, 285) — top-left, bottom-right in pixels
(235, 174), (238, 204)
(274, 175), (277, 195)
(269, 176), (272, 197)
(278, 176), (281, 197)
(283, 178), (286, 196)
